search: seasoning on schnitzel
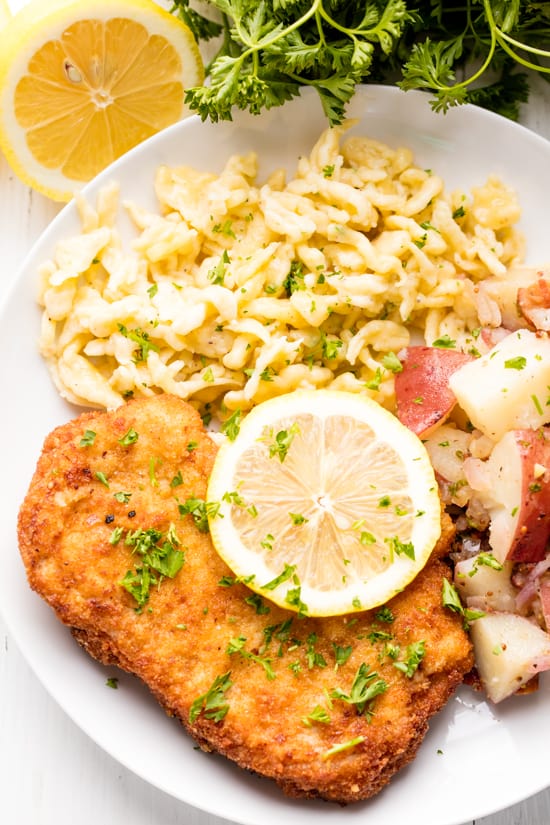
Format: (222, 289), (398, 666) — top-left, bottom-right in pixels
(17, 394), (473, 804)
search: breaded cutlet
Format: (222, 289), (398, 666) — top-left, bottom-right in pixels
(17, 394), (473, 803)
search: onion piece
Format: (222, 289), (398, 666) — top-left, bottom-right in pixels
(516, 558), (550, 610)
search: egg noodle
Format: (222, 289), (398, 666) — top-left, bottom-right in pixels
(38, 123), (523, 422)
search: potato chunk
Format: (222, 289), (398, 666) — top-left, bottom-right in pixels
(470, 612), (550, 703)
(449, 330), (550, 440)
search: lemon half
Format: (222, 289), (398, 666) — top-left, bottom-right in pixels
(207, 390), (442, 617)
(0, 0), (203, 200)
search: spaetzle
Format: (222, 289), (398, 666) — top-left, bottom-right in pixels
(38, 123), (524, 423)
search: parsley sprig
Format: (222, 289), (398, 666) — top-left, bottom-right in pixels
(177, 0), (414, 125)
(172, 0), (550, 124)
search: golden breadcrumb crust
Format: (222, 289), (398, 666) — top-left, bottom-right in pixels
(18, 394), (473, 803)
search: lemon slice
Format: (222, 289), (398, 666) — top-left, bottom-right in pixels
(207, 390), (441, 617)
(0, 0), (203, 201)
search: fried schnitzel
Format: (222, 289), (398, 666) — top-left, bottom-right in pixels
(18, 394), (473, 804)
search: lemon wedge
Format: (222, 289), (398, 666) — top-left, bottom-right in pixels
(0, 0), (203, 200)
(207, 390), (442, 617)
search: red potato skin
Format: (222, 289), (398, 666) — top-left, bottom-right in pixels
(395, 347), (473, 437)
(505, 429), (550, 563)
(517, 276), (550, 331)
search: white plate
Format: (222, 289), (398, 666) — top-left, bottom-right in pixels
(1, 85), (550, 825)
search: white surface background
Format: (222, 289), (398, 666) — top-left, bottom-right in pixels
(1, 1), (550, 821)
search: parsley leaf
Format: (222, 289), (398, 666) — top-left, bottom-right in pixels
(189, 671), (233, 723)
(441, 577), (485, 628)
(178, 497), (222, 532)
(331, 662), (388, 718)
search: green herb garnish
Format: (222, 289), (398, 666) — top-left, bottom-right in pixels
(79, 429), (96, 447)
(118, 428), (139, 446)
(117, 324), (159, 362)
(331, 662), (387, 718)
(189, 671), (233, 723)
(119, 524), (185, 611)
(178, 497), (222, 532)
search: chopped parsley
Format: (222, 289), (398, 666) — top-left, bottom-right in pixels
(381, 351), (403, 373)
(244, 593), (271, 615)
(178, 497), (222, 532)
(220, 408), (242, 441)
(189, 671), (233, 723)
(302, 705), (331, 726)
(117, 324), (159, 362)
(466, 552), (503, 576)
(260, 533), (275, 551)
(286, 583), (309, 617)
(305, 633), (327, 669)
(266, 422), (300, 462)
(374, 606), (395, 623)
(504, 355), (527, 370)
(79, 429), (96, 447)
(393, 640), (426, 678)
(332, 643), (353, 670)
(384, 535), (415, 560)
(432, 334), (456, 349)
(330, 662), (388, 719)
(441, 578), (485, 628)
(226, 635), (275, 680)
(118, 427), (139, 446)
(208, 249), (230, 285)
(212, 219), (236, 238)
(262, 564), (297, 591)
(262, 618), (295, 656)
(366, 629), (393, 644)
(218, 573), (255, 587)
(170, 470), (184, 488)
(365, 367), (383, 391)
(109, 526), (124, 545)
(283, 259), (305, 295)
(119, 524), (185, 611)
(320, 332), (343, 360)
(322, 736), (366, 760)
(113, 491), (132, 504)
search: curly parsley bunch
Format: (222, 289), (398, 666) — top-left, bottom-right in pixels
(171, 0), (550, 123)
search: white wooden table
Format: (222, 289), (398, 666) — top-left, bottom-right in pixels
(2, 71), (550, 825)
